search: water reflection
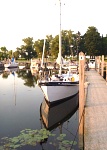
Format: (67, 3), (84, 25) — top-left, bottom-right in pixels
(40, 95), (79, 149)
(17, 69), (37, 87)
(0, 70), (44, 140)
(0, 68), (40, 87)
(40, 93), (79, 131)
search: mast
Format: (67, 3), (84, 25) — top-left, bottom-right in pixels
(41, 39), (46, 68)
(59, 0), (62, 75)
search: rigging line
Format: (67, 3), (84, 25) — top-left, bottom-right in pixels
(70, 108), (85, 150)
(62, 126), (78, 140)
(13, 70), (18, 106)
(12, 71), (16, 106)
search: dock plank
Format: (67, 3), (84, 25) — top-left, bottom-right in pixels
(84, 70), (107, 150)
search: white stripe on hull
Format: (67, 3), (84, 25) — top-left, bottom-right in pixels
(4, 64), (18, 68)
(41, 85), (79, 102)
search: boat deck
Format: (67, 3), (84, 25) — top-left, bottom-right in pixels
(84, 69), (107, 150)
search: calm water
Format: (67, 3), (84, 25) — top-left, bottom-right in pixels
(0, 68), (79, 150)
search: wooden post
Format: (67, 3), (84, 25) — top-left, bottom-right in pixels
(95, 56), (97, 71)
(79, 52), (85, 149)
(101, 55), (104, 77)
(96, 56), (100, 74)
(97, 56), (100, 73)
(106, 62), (107, 81)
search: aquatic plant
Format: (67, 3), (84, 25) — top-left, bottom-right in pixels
(0, 128), (77, 150)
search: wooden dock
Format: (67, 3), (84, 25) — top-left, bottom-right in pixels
(84, 69), (107, 150)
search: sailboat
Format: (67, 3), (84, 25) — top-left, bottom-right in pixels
(38, 0), (79, 104)
(4, 57), (18, 68)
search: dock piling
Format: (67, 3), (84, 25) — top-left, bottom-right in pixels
(79, 52), (85, 149)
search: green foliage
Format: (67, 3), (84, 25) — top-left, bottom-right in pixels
(0, 46), (8, 59)
(45, 35), (53, 57)
(79, 35), (87, 54)
(51, 35), (59, 58)
(0, 128), (77, 150)
(84, 26), (102, 56)
(1, 26), (107, 60)
(101, 36), (107, 55)
(21, 37), (36, 60)
(17, 70), (37, 87)
(33, 39), (44, 58)
(61, 30), (74, 56)
(1, 72), (9, 78)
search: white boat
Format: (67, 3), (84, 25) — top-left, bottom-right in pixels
(38, 71), (79, 103)
(38, 0), (79, 104)
(88, 58), (95, 69)
(4, 57), (18, 68)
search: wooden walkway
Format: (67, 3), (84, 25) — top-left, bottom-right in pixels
(84, 69), (107, 150)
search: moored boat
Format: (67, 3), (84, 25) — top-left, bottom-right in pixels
(88, 58), (95, 69)
(38, 0), (79, 104)
(38, 71), (79, 104)
(4, 57), (18, 68)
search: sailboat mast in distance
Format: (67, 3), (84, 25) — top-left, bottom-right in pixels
(41, 39), (46, 68)
(59, 0), (62, 75)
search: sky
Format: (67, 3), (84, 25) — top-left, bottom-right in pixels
(0, 0), (107, 50)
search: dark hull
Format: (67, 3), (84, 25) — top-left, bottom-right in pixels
(40, 93), (79, 131)
(39, 81), (79, 86)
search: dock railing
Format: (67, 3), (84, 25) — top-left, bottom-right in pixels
(95, 55), (107, 82)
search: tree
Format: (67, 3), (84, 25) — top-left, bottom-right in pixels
(33, 39), (44, 58)
(101, 35), (107, 55)
(72, 31), (81, 57)
(45, 35), (53, 57)
(50, 35), (59, 58)
(0, 46), (8, 59)
(79, 35), (87, 54)
(13, 51), (20, 59)
(61, 30), (74, 56)
(84, 26), (102, 56)
(21, 37), (36, 60)
(50, 30), (74, 58)
(8, 50), (13, 58)
(16, 47), (22, 58)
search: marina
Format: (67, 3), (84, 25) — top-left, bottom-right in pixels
(0, 0), (107, 149)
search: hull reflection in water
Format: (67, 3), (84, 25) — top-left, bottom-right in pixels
(40, 93), (79, 130)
